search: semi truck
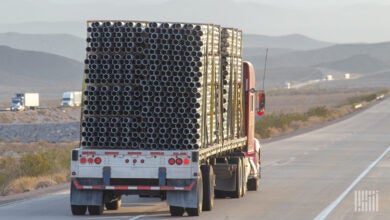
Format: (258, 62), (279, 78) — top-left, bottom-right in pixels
(61, 91), (82, 107)
(10, 93), (39, 111)
(70, 20), (265, 216)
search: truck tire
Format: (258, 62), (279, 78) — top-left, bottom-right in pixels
(231, 157), (243, 198)
(105, 198), (121, 210)
(186, 174), (203, 216)
(201, 165), (214, 211)
(169, 206), (185, 216)
(88, 205), (104, 215)
(71, 205), (87, 215)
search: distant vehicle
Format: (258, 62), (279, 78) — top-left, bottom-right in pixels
(326, 75), (334, 81)
(11, 93), (39, 111)
(376, 94), (385, 100)
(61, 91), (82, 107)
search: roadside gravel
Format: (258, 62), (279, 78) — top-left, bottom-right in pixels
(0, 122), (80, 142)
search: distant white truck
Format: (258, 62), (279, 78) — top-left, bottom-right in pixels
(61, 91), (82, 107)
(11, 93), (39, 111)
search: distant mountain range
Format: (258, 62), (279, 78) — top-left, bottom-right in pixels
(247, 42), (390, 88)
(0, 31), (388, 102)
(318, 54), (390, 74)
(0, 32), (329, 63)
(0, 21), (86, 39)
(241, 34), (332, 60)
(243, 34), (332, 51)
(0, 31), (334, 101)
(269, 42), (390, 68)
(0, 46), (83, 100)
(0, 32), (85, 62)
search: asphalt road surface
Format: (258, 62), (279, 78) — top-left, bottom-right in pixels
(0, 99), (389, 220)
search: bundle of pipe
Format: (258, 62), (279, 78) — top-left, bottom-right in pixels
(80, 20), (242, 150)
(221, 28), (243, 140)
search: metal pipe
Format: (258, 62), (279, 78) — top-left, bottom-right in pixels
(154, 96), (162, 103)
(131, 142), (139, 149)
(121, 127), (130, 134)
(142, 106), (150, 113)
(110, 137), (119, 143)
(147, 127), (154, 134)
(122, 137), (130, 143)
(101, 105), (109, 112)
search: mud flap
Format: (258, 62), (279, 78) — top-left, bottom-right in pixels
(166, 179), (198, 208)
(70, 178), (103, 206)
(214, 163), (236, 191)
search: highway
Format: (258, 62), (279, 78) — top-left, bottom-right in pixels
(0, 98), (389, 220)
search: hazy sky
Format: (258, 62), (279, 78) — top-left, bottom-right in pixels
(237, 0), (390, 6)
(1, 0), (390, 43)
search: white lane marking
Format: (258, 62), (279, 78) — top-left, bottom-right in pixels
(129, 215), (145, 220)
(51, 190), (69, 195)
(314, 146), (390, 220)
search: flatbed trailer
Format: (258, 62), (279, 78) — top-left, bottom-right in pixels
(70, 20), (265, 216)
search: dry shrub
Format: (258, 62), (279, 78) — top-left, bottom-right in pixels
(289, 121), (303, 130)
(306, 116), (325, 125)
(3, 173), (69, 195)
(35, 179), (56, 189)
(268, 127), (282, 137)
(6, 176), (37, 194)
(332, 106), (353, 119)
(0, 141), (75, 195)
(51, 172), (69, 183)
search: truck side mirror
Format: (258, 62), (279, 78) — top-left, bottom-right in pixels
(257, 90), (265, 116)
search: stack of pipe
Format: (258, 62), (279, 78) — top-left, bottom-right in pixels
(221, 28), (243, 139)
(81, 20), (242, 150)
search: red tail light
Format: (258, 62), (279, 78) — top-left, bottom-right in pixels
(168, 158), (175, 165)
(176, 158), (183, 165)
(87, 158), (94, 164)
(94, 157), (102, 164)
(80, 157), (87, 164)
(184, 158), (190, 165)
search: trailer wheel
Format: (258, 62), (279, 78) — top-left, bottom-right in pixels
(231, 157), (243, 198)
(71, 205), (87, 215)
(169, 206), (185, 216)
(186, 174), (203, 216)
(105, 198), (121, 210)
(88, 205), (104, 215)
(201, 165), (214, 211)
